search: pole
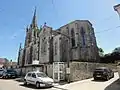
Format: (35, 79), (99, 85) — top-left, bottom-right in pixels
(67, 38), (70, 83)
(38, 37), (40, 61)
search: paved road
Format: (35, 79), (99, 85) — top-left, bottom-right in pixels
(61, 73), (120, 90)
(0, 73), (120, 90)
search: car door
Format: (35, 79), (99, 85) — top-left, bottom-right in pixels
(0, 70), (3, 76)
(109, 69), (113, 77)
(2, 70), (7, 77)
(107, 69), (111, 77)
(26, 73), (32, 84)
(31, 73), (37, 85)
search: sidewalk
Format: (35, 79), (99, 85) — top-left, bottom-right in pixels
(54, 72), (119, 90)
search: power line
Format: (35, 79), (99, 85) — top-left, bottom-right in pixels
(95, 25), (120, 34)
(93, 14), (115, 27)
(101, 15), (115, 21)
(50, 0), (119, 34)
(51, 0), (59, 18)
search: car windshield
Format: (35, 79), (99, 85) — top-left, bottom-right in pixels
(0, 70), (3, 71)
(7, 69), (15, 73)
(36, 73), (48, 77)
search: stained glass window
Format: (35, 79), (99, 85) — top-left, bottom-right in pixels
(71, 28), (75, 47)
(81, 27), (86, 46)
(55, 42), (57, 55)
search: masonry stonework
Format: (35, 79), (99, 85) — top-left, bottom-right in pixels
(17, 9), (101, 81)
(69, 62), (117, 82)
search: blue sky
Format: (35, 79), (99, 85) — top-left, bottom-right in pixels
(0, 0), (120, 61)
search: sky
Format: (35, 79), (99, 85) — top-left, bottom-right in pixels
(0, 0), (120, 61)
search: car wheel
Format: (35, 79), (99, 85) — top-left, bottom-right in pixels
(94, 77), (97, 80)
(5, 76), (8, 79)
(24, 79), (27, 85)
(36, 82), (40, 88)
(106, 75), (109, 81)
(2, 76), (4, 79)
(112, 73), (114, 78)
(4, 76), (6, 79)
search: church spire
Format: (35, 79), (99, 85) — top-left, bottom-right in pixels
(17, 43), (22, 65)
(31, 7), (38, 29)
(19, 43), (22, 50)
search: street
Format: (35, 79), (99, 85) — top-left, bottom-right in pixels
(0, 73), (120, 90)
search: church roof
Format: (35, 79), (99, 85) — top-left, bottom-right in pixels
(114, 4), (120, 11)
(58, 20), (92, 30)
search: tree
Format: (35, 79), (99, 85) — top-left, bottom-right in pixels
(98, 47), (104, 57)
(100, 47), (120, 63)
(113, 47), (120, 53)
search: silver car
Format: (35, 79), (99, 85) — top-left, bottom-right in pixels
(24, 71), (54, 88)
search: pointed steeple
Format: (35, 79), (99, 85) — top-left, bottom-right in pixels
(26, 25), (29, 32)
(17, 43), (22, 65)
(31, 7), (38, 29)
(19, 43), (22, 50)
(44, 22), (46, 27)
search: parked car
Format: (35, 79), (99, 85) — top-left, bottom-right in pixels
(24, 71), (54, 88)
(93, 67), (114, 81)
(117, 62), (120, 78)
(2, 69), (18, 78)
(0, 69), (4, 77)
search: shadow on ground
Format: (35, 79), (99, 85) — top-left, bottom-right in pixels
(91, 79), (106, 82)
(105, 79), (120, 90)
(58, 81), (69, 85)
(53, 86), (68, 90)
(14, 78), (24, 82)
(19, 84), (52, 89)
(20, 83), (68, 90)
(0, 78), (16, 80)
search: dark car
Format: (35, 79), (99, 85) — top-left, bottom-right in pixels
(0, 69), (4, 77)
(2, 69), (18, 79)
(93, 67), (114, 81)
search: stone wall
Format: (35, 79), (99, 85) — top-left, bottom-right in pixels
(70, 62), (117, 82)
(18, 64), (53, 77)
(18, 62), (117, 82)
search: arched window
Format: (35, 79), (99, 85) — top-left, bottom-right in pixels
(71, 28), (75, 47)
(29, 46), (33, 64)
(75, 23), (79, 29)
(34, 30), (36, 37)
(54, 42), (57, 55)
(66, 27), (69, 35)
(80, 27), (86, 46)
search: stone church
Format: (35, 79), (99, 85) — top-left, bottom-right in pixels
(17, 9), (99, 78)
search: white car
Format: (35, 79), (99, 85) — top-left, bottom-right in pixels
(117, 62), (120, 78)
(24, 71), (54, 88)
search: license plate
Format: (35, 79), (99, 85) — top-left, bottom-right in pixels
(96, 75), (101, 77)
(48, 82), (52, 84)
(40, 84), (45, 86)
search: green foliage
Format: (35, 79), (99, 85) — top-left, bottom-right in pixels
(98, 47), (104, 57)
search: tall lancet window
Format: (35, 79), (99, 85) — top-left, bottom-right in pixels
(81, 27), (86, 46)
(54, 42), (57, 55)
(71, 28), (75, 47)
